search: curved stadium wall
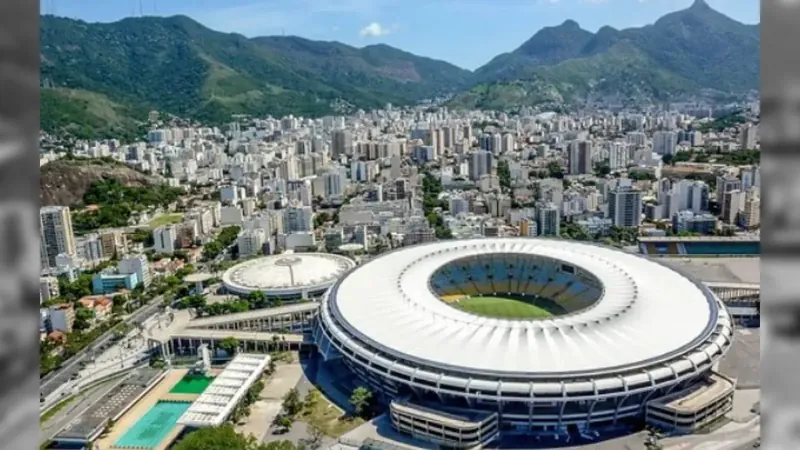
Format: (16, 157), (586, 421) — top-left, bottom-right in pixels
(312, 238), (734, 433)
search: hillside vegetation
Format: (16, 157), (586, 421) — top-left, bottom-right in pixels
(40, 0), (759, 135)
(40, 14), (470, 137)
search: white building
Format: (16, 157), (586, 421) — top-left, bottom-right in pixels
(284, 206), (313, 233)
(119, 254), (151, 288)
(39, 276), (60, 304)
(40, 206), (77, 269)
(153, 225), (178, 254)
(238, 229), (267, 257)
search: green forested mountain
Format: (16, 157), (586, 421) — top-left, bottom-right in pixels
(40, 0), (759, 138)
(40, 14), (471, 138)
(450, 0), (759, 110)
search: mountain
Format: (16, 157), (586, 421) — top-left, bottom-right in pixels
(40, 1), (759, 136)
(450, 0), (759, 110)
(40, 15), (471, 138)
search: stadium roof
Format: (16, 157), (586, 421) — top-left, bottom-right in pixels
(328, 238), (724, 377)
(177, 353), (269, 428)
(222, 252), (355, 296)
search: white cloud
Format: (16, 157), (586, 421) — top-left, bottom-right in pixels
(359, 22), (393, 37)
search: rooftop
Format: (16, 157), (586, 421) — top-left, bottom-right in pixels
(177, 353), (269, 428)
(649, 373), (735, 413)
(54, 368), (165, 442)
(327, 238), (724, 376)
(222, 253), (355, 295)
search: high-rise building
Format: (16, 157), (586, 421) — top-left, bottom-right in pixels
(608, 186), (643, 228)
(716, 176), (742, 207)
(536, 203), (560, 236)
(284, 206), (314, 233)
(119, 254), (151, 288)
(742, 191), (760, 228)
(567, 141), (593, 175)
(608, 142), (629, 170)
(99, 230), (127, 258)
(322, 167), (349, 199)
(469, 150), (494, 181)
(740, 124), (758, 149)
(153, 225), (178, 254)
(238, 229), (266, 257)
(653, 131), (677, 156)
(721, 189), (745, 225)
(332, 130), (353, 159)
(625, 131), (647, 147)
(40, 206), (77, 269)
(519, 218), (538, 237)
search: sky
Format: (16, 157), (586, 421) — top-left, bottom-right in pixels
(41, 0), (759, 71)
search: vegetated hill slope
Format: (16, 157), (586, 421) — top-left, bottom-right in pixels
(40, 14), (471, 137)
(40, 158), (159, 207)
(452, 0), (759, 110)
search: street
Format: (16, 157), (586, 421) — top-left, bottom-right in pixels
(40, 373), (129, 445)
(40, 296), (163, 399)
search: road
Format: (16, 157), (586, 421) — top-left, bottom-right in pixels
(40, 373), (130, 445)
(39, 296), (163, 398)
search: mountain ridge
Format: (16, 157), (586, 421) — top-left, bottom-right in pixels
(452, 0), (759, 110)
(40, 2), (759, 137)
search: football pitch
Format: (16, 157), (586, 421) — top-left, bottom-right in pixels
(451, 295), (559, 319)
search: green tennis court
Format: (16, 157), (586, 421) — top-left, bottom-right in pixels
(169, 374), (214, 394)
(114, 401), (191, 449)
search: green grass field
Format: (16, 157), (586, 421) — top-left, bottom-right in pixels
(451, 295), (564, 319)
(169, 374), (214, 394)
(147, 213), (184, 229)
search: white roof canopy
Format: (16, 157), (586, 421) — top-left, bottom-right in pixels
(177, 353), (269, 428)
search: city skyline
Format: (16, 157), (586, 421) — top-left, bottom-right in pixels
(39, 0), (759, 70)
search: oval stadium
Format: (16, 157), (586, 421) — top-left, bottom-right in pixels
(222, 252), (355, 298)
(313, 238), (735, 444)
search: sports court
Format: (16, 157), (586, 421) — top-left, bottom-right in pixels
(169, 374), (214, 394)
(114, 401), (191, 449)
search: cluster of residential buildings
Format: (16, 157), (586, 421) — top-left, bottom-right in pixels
(40, 104), (760, 305)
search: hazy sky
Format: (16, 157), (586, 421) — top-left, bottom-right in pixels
(41, 0), (760, 70)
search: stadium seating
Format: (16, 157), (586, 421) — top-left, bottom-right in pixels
(430, 256), (600, 314)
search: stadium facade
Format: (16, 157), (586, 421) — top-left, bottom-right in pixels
(313, 238), (735, 445)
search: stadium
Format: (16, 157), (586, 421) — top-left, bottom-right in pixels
(221, 252), (355, 299)
(313, 238), (735, 444)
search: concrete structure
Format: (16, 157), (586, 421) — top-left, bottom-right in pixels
(146, 303), (318, 358)
(177, 353), (269, 427)
(390, 400), (500, 449)
(40, 276), (60, 304)
(119, 254), (151, 288)
(92, 271), (138, 294)
(222, 252), (355, 299)
(40, 205), (77, 269)
(645, 373), (735, 433)
(48, 303), (75, 333)
(314, 238), (734, 437)
(153, 225), (178, 254)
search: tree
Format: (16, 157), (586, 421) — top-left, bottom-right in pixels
(661, 153), (674, 166)
(282, 387), (302, 417)
(272, 414), (294, 434)
(547, 161), (564, 179)
(219, 337), (240, 356)
(593, 162), (611, 177)
(171, 424), (287, 450)
(73, 307), (96, 331)
(349, 386), (373, 418)
(299, 424), (324, 450)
